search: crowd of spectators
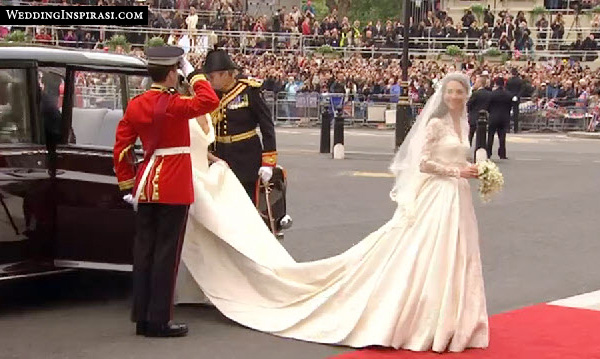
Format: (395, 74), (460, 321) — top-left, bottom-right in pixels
(199, 52), (600, 105)
(1, 0), (600, 119)
(2, 0), (600, 59)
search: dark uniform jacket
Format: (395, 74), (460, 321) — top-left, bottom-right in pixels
(467, 88), (492, 127)
(211, 77), (277, 183)
(506, 76), (524, 98)
(488, 87), (513, 125)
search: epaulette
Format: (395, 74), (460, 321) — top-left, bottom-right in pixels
(239, 78), (263, 88)
(148, 85), (177, 94)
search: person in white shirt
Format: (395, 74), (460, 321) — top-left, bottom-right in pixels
(185, 6), (199, 51)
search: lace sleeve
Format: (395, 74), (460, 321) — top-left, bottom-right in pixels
(419, 118), (461, 178)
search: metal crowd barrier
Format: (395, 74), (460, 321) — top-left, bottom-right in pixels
(264, 92), (424, 128)
(265, 93), (597, 132)
(518, 97), (599, 132)
(68, 84), (598, 133)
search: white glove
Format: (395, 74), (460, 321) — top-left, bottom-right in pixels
(179, 57), (194, 77)
(258, 166), (273, 183)
(122, 194), (134, 205)
(512, 96), (518, 102)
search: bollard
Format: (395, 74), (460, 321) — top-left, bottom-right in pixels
(332, 111), (345, 159)
(395, 84), (412, 149)
(475, 110), (488, 162)
(320, 107), (332, 154)
(512, 97), (520, 133)
(395, 99), (412, 149)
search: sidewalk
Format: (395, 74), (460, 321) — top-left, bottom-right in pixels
(567, 131), (600, 139)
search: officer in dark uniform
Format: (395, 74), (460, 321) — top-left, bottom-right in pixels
(506, 68), (524, 133)
(487, 77), (513, 159)
(113, 46), (219, 338)
(202, 49), (277, 203)
(467, 76), (492, 146)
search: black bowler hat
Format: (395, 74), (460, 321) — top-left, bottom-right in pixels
(202, 49), (239, 74)
(145, 46), (184, 66)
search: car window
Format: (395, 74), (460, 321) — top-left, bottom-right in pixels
(128, 75), (150, 100)
(38, 67), (66, 145)
(0, 69), (31, 145)
(71, 71), (124, 148)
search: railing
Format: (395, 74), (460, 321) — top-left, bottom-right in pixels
(265, 92), (599, 132)
(8, 0), (244, 19)
(518, 97), (599, 132)
(18, 24), (600, 61)
(67, 85), (600, 132)
(264, 92), (424, 128)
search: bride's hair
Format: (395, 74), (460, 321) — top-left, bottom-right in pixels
(429, 72), (471, 120)
(389, 71), (471, 210)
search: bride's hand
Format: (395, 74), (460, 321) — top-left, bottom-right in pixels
(459, 164), (479, 179)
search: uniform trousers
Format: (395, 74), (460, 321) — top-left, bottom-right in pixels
(469, 124), (477, 147)
(132, 203), (189, 324)
(242, 180), (258, 205)
(487, 121), (509, 159)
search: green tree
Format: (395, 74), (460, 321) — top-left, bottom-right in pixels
(349, 0), (403, 23)
(318, 0), (404, 23)
(309, 0), (331, 20)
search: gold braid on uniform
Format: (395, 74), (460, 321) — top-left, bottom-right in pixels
(117, 144), (135, 190)
(211, 82), (249, 151)
(262, 151), (277, 167)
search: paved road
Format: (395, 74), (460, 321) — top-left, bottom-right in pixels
(1, 129), (600, 359)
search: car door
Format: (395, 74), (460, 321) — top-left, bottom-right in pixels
(52, 67), (145, 271)
(0, 62), (58, 278)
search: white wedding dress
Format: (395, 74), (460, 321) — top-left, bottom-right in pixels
(175, 114), (489, 352)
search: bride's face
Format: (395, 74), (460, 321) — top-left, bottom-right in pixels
(443, 80), (468, 112)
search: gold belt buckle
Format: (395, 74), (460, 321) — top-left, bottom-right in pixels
(217, 130), (255, 144)
(217, 136), (231, 143)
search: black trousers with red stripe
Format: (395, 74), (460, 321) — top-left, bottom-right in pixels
(242, 181), (258, 204)
(132, 203), (189, 324)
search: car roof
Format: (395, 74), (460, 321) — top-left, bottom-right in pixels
(0, 46), (147, 70)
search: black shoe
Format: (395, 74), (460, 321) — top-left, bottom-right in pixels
(136, 321), (147, 336)
(500, 156), (508, 160)
(145, 322), (188, 338)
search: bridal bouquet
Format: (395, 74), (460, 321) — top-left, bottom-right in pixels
(477, 160), (504, 203)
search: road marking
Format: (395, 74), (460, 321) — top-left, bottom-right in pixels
(278, 130), (391, 137)
(279, 149), (395, 157)
(346, 151), (394, 156)
(352, 171), (395, 178)
(507, 137), (539, 143)
(279, 149), (318, 155)
(549, 289), (600, 311)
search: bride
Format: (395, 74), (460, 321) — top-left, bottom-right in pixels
(175, 72), (489, 352)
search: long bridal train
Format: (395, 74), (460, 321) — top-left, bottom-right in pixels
(175, 111), (488, 352)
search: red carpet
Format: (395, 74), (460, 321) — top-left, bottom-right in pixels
(331, 304), (600, 359)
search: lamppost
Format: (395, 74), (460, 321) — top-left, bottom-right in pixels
(395, 0), (412, 149)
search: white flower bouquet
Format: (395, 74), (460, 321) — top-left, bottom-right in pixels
(477, 160), (504, 203)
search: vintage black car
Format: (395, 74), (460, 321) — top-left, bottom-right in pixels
(0, 46), (149, 280)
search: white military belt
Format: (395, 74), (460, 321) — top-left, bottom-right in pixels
(134, 146), (191, 211)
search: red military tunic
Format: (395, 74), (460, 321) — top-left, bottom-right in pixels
(113, 74), (219, 205)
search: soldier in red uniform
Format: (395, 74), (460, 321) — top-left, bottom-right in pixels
(113, 46), (219, 338)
